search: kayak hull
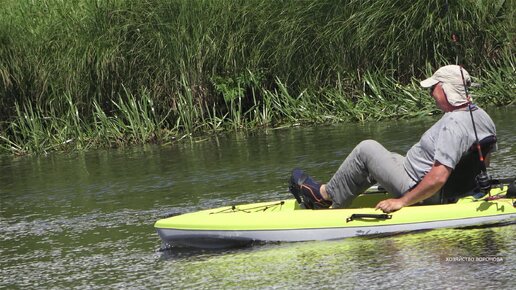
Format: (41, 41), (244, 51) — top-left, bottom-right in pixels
(155, 187), (516, 249)
(157, 214), (516, 248)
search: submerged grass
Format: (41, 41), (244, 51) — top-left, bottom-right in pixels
(0, 0), (514, 155)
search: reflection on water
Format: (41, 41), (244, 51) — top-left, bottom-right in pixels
(1, 108), (515, 288)
(156, 226), (515, 289)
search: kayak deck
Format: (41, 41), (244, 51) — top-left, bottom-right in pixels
(155, 186), (516, 248)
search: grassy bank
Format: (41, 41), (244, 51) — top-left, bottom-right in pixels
(0, 0), (514, 155)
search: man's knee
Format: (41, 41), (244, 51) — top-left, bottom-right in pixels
(356, 139), (382, 155)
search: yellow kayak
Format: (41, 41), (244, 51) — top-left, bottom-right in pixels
(155, 185), (516, 248)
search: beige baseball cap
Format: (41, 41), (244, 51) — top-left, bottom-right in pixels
(420, 65), (474, 106)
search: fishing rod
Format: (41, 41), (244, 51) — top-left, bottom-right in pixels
(449, 28), (492, 196)
(457, 65), (491, 195)
(444, 0), (491, 195)
(448, 2), (516, 199)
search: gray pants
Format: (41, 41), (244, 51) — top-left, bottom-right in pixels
(326, 140), (417, 208)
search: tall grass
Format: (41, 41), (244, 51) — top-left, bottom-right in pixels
(0, 0), (514, 155)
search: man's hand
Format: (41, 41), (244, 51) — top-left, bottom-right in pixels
(375, 161), (452, 213)
(375, 198), (406, 213)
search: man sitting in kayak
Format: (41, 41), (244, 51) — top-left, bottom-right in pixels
(289, 65), (496, 213)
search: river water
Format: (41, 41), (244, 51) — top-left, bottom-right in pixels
(1, 108), (515, 289)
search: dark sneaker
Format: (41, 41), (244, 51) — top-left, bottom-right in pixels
(289, 168), (332, 209)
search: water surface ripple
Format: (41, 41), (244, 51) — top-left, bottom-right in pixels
(1, 109), (515, 289)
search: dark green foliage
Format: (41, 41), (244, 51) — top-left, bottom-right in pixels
(0, 0), (514, 155)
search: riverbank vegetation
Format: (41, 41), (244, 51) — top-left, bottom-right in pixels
(1, 0), (514, 155)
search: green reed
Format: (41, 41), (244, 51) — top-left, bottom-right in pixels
(0, 0), (514, 155)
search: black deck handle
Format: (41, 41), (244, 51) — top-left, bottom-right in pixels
(346, 213), (392, 223)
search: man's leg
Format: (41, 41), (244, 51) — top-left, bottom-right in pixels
(324, 140), (416, 208)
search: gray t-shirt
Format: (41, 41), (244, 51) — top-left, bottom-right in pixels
(404, 107), (496, 182)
